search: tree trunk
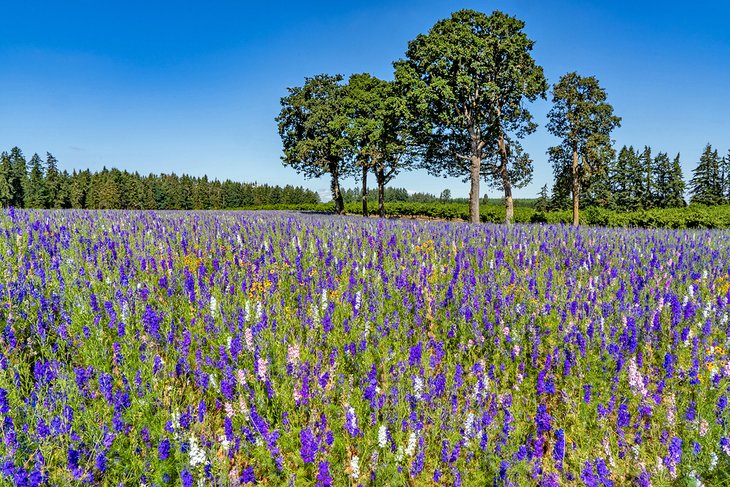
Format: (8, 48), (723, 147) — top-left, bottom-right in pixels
(572, 147), (580, 226)
(329, 160), (344, 215)
(468, 156), (481, 224)
(503, 178), (513, 225)
(361, 164), (369, 217)
(377, 169), (386, 218)
(497, 133), (513, 225)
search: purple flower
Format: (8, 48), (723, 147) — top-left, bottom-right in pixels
(0, 388), (9, 414)
(535, 404), (552, 436)
(315, 461), (332, 487)
(181, 469), (193, 487)
(96, 450), (108, 473)
(159, 438), (171, 460)
(617, 403), (630, 429)
(241, 466), (256, 484)
(300, 426), (317, 463)
(553, 428), (565, 468)
(409, 342), (422, 367)
(595, 458), (613, 487)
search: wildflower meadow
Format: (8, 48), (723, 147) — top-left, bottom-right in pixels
(1, 209), (730, 486)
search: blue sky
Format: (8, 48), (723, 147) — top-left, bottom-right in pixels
(1, 1), (728, 200)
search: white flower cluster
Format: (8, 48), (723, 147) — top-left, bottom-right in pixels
(413, 376), (424, 400)
(405, 432), (417, 457)
(189, 435), (207, 468)
(378, 425), (387, 449)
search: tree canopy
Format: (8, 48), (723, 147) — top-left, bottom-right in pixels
(394, 9), (546, 223)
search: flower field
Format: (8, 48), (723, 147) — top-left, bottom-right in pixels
(1, 209), (730, 486)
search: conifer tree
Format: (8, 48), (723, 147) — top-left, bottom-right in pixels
(721, 150), (730, 204)
(640, 146), (654, 209)
(45, 153), (62, 208)
(654, 152), (686, 208)
(8, 147), (27, 208)
(690, 144), (723, 205)
(0, 152), (13, 207)
(667, 154), (686, 207)
(613, 146), (642, 210)
(26, 153), (48, 208)
(535, 184), (549, 212)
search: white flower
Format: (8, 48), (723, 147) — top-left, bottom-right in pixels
(395, 445), (404, 463)
(464, 412), (476, 438)
(413, 376), (424, 400)
(378, 425), (387, 449)
(189, 435), (207, 468)
(210, 295), (218, 315)
(710, 451), (718, 471)
(350, 455), (360, 479)
(405, 432), (417, 456)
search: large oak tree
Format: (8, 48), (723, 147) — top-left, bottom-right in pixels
(277, 74), (351, 214)
(394, 9), (546, 223)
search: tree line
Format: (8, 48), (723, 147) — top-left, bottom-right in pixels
(0, 147), (319, 210)
(277, 9), (728, 226)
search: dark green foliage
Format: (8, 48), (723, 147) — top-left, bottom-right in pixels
(25, 154), (48, 208)
(721, 150), (730, 202)
(654, 152), (686, 208)
(639, 146), (654, 209)
(613, 146), (642, 210)
(247, 201), (730, 229)
(690, 144), (724, 206)
(0, 152), (13, 207)
(8, 147), (27, 208)
(0, 146), (320, 209)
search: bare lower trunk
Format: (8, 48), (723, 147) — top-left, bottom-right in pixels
(377, 170), (386, 218)
(329, 160), (344, 215)
(503, 180), (514, 224)
(361, 164), (369, 217)
(469, 157), (480, 223)
(497, 133), (513, 225)
(572, 147), (580, 226)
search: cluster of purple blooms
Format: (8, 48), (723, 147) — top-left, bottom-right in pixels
(0, 209), (729, 485)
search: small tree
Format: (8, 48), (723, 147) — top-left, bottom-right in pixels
(277, 74), (351, 214)
(395, 9), (546, 224)
(547, 73), (621, 226)
(722, 150), (730, 203)
(439, 189), (451, 202)
(535, 184), (549, 212)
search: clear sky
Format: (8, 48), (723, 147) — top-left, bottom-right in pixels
(1, 1), (728, 200)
